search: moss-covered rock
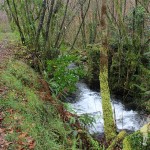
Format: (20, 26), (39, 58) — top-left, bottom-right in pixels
(123, 124), (150, 150)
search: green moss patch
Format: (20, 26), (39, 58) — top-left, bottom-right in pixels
(1, 60), (39, 89)
(123, 131), (150, 150)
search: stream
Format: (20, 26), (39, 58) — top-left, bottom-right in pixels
(68, 82), (148, 134)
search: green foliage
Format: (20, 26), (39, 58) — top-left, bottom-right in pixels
(4, 0), (74, 65)
(0, 59), (104, 150)
(64, 103), (96, 132)
(88, 21), (97, 44)
(86, 44), (100, 87)
(0, 60), (75, 150)
(79, 114), (96, 129)
(46, 55), (84, 97)
(87, 134), (103, 150)
(107, 4), (150, 110)
(123, 131), (150, 150)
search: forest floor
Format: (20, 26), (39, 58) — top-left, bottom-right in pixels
(0, 36), (14, 66)
(0, 36), (59, 149)
(0, 36), (16, 149)
(0, 34), (94, 150)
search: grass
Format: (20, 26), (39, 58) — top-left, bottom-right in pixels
(0, 60), (77, 150)
(0, 31), (20, 42)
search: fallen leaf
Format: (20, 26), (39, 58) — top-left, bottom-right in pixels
(0, 117), (4, 122)
(5, 142), (13, 146)
(18, 132), (28, 139)
(26, 137), (36, 149)
(17, 145), (24, 150)
(29, 141), (36, 150)
(7, 109), (14, 114)
(0, 128), (5, 133)
(8, 129), (14, 134)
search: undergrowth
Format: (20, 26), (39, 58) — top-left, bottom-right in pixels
(0, 60), (102, 150)
(123, 131), (150, 150)
(0, 60), (77, 150)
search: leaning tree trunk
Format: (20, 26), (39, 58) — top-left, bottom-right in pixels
(99, 0), (116, 142)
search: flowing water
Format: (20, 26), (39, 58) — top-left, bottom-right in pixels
(69, 82), (148, 134)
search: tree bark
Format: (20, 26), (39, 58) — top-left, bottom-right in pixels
(70, 0), (90, 50)
(6, 0), (25, 44)
(54, 0), (69, 48)
(99, 0), (116, 142)
(35, 0), (47, 52)
(45, 0), (55, 43)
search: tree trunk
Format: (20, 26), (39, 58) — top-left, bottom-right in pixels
(54, 0), (69, 48)
(70, 0), (90, 50)
(99, 0), (116, 142)
(35, 0), (47, 53)
(45, 0), (55, 43)
(6, 0), (25, 44)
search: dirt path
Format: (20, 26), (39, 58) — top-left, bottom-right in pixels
(0, 37), (15, 102)
(0, 38), (15, 67)
(0, 37), (15, 150)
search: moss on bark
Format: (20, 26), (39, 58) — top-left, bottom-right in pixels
(107, 130), (127, 150)
(99, 65), (116, 142)
(99, 0), (116, 142)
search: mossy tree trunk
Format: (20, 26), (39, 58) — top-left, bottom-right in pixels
(99, 0), (116, 142)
